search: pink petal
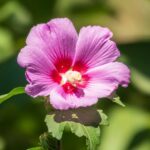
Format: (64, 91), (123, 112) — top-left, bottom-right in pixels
(18, 46), (59, 97)
(25, 18), (78, 66)
(26, 23), (49, 48)
(17, 46), (55, 71)
(73, 26), (120, 71)
(25, 83), (55, 98)
(49, 62), (130, 110)
(24, 66), (58, 97)
(84, 62), (130, 98)
(49, 86), (98, 110)
(17, 18), (78, 97)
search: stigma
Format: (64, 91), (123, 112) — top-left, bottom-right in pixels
(61, 70), (82, 86)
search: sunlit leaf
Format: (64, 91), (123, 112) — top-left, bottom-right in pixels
(131, 68), (150, 95)
(98, 110), (109, 126)
(98, 107), (150, 150)
(0, 1), (31, 27)
(0, 87), (25, 104)
(112, 95), (125, 107)
(45, 109), (107, 150)
(27, 147), (43, 150)
(0, 28), (15, 63)
(0, 137), (5, 150)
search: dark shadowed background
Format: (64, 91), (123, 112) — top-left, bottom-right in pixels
(0, 0), (150, 150)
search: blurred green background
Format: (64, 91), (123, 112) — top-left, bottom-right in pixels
(0, 0), (150, 150)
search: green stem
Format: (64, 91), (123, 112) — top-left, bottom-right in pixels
(58, 140), (61, 150)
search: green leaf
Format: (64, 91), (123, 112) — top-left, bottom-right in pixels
(0, 137), (5, 150)
(0, 1), (31, 26)
(112, 95), (125, 107)
(27, 147), (43, 150)
(131, 68), (150, 95)
(0, 87), (25, 104)
(0, 27), (15, 63)
(98, 110), (108, 126)
(27, 133), (59, 150)
(120, 43), (150, 95)
(98, 107), (150, 150)
(39, 133), (60, 150)
(45, 109), (107, 150)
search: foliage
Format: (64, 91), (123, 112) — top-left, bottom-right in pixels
(0, 0), (150, 149)
(45, 110), (107, 150)
(99, 107), (150, 150)
(27, 147), (43, 150)
(112, 95), (125, 107)
(0, 87), (25, 104)
(39, 133), (60, 150)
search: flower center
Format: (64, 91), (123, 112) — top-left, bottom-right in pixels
(61, 70), (82, 86)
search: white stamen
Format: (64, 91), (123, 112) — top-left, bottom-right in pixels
(61, 70), (82, 85)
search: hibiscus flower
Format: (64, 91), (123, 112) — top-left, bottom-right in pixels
(17, 18), (130, 110)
